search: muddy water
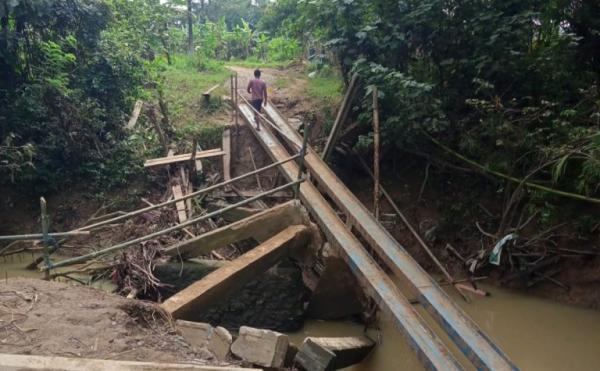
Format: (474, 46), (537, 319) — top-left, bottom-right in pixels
(1, 253), (116, 291)
(289, 283), (600, 371)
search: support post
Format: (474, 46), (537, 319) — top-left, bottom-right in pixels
(230, 75), (235, 124)
(234, 73), (239, 132)
(190, 138), (198, 175)
(40, 197), (50, 279)
(296, 123), (311, 199)
(372, 86), (381, 220)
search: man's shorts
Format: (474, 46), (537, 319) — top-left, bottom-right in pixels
(251, 99), (263, 113)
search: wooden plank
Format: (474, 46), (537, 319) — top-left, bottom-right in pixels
(294, 336), (375, 371)
(0, 353), (257, 371)
(321, 73), (359, 161)
(261, 103), (517, 370)
(126, 100), (143, 129)
(162, 225), (310, 319)
(144, 149), (225, 168)
(239, 103), (462, 371)
(222, 129), (231, 181)
(165, 200), (304, 259)
(172, 185), (188, 223)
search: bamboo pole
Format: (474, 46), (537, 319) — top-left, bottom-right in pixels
(0, 231), (89, 241)
(45, 179), (304, 270)
(322, 73), (359, 161)
(426, 133), (600, 204)
(354, 153), (470, 302)
(372, 86), (381, 220)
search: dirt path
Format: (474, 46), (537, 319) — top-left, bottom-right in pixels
(0, 278), (223, 365)
(227, 65), (313, 120)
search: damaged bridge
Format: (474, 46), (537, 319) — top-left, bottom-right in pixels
(224, 97), (519, 371)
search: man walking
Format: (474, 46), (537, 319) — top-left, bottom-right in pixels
(246, 69), (268, 130)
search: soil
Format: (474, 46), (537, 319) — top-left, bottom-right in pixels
(0, 278), (226, 365)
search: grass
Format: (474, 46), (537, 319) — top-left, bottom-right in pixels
(306, 73), (343, 102)
(273, 77), (290, 89)
(161, 54), (231, 127)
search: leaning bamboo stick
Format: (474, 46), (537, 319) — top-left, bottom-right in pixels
(354, 153), (470, 302)
(426, 132), (600, 204)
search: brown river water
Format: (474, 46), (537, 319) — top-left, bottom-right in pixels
(4, 254), (600, 370)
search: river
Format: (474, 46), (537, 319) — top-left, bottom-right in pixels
(289, 283), (600, 370)
(4, 253), (600, 370)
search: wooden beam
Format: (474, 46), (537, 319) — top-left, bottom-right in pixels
(144, 149), (225, 168)
(172, 184), (188, 223)
(0, 353), (257, 371)
(321, 73), (359, 161)
(126, 100), (143, 130)
(165, 200), (304, 259)
(294, 336), (375, 371)
(162, 225), (310, 319)
(222, 129), (231, 181)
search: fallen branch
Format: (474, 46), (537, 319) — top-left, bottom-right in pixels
(425, 133), (600, 204)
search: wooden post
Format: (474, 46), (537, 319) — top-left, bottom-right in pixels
(190, 138), (198, 175)
(372, 86), (381, 220)
(247, 147), (262, 191)
(234, 73), (239, 132)
(230, 75), (235, 124)
(40, 197), (50, 279)
(322, 73), (359, 161)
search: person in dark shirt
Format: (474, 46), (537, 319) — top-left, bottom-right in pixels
(246, 69), (268, 130)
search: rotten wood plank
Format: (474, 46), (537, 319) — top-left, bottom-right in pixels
(165, 200), (304, 259)
(172, 185), (188, 223)
(222, 129), (231, 181)
(162, 225), (310, 319)
(144, 149), (225, 168)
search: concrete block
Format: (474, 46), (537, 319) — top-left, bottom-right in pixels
(176, 320), (213, 351)
(231, 326), (289, 368)
(209, 326), (233, 361)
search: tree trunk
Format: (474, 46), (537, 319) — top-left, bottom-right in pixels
(187, 0), (193, 53)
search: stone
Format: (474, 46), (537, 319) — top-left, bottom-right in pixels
(231, 326), (289, 368)
(176, 320), (213, 351)
(209, 326), (233, 361)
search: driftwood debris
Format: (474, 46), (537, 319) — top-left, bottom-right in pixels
(294, 336), (375, 371)
(144, 149), (225, 168)
(162, 225), (310, 319)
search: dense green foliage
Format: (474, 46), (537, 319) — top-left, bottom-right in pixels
(262, 0), (600, 207)
(0, 0), (154, 191)
(0, 0), (301, 193)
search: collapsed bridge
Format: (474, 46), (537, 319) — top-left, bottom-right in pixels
(227, 97), (518, 371)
